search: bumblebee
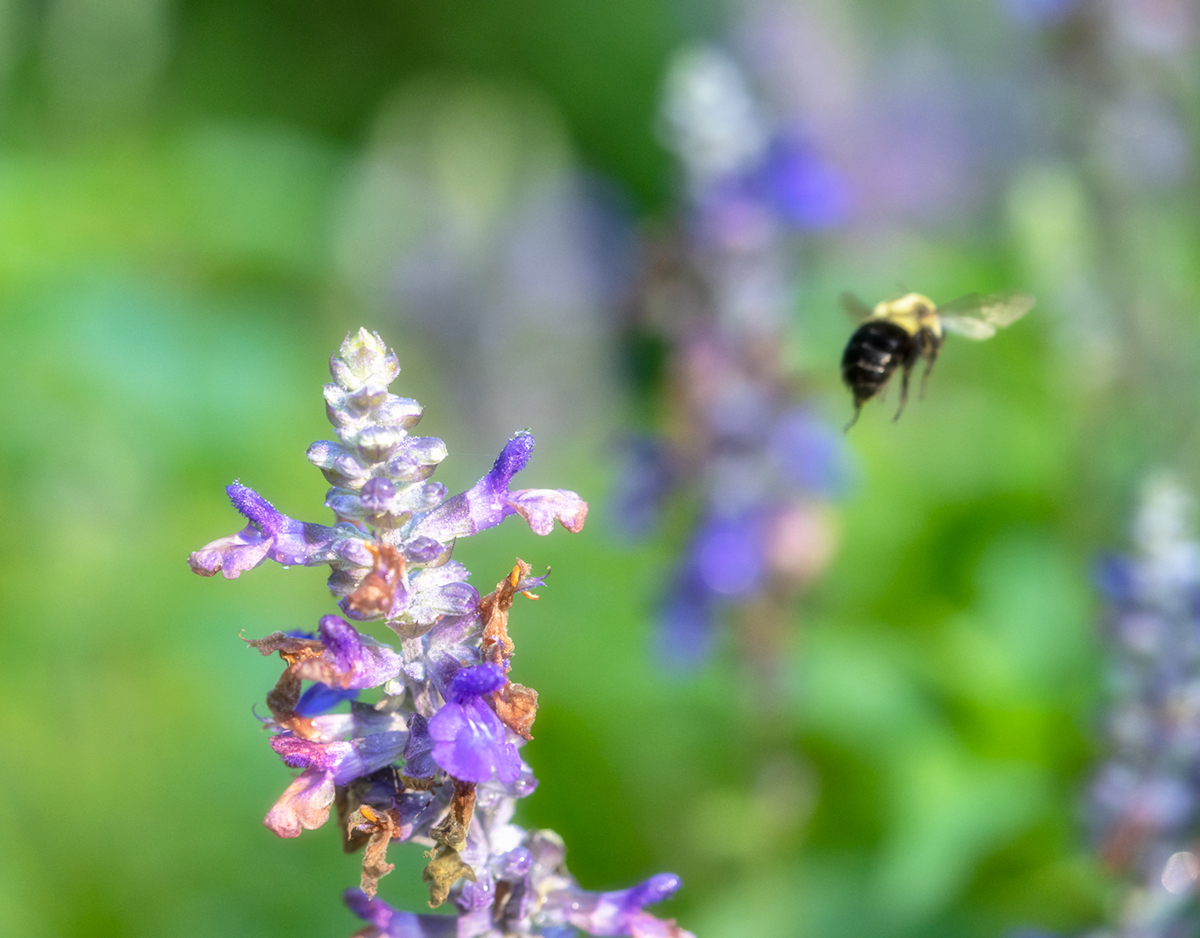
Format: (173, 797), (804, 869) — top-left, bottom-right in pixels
(839, 291), (1034, 428)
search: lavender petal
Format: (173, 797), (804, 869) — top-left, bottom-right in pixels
(429, 698), (521, 784)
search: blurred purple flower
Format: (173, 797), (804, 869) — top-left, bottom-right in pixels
(1002, 0), (1081, 28)
(759, 135), (853, 230)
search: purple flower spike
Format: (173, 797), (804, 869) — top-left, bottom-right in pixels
(414, 433), (588, 541)
(189, 329), (681, 930)
(344, 890), (458, 938)
(429, 666), (521, 783)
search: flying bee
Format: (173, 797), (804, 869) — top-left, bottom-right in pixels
(839, 290), (1034, 429)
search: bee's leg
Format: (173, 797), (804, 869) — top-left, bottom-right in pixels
(844, 403), (862, 432)
(919, 339), (943, 400)
(893, 362), (913, 421)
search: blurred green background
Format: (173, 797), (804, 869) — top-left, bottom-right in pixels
(3, 0), (1199, 936)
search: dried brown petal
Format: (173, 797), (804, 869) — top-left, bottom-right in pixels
(346, 544), (406, 619)
(244, 631), (328, 737)
(347, 805), (402, 898)
(264, 667), (314, 737)
(338, 769), (402, 853)
(245, 632), (325, 659)
(478, 561), (545, 737)
(430, 779), (476, 849)
(479, 560), (542, 664)
(422, 844), (476, 908)
(398, 773), (439, 791)
(494, 681), (538, 741)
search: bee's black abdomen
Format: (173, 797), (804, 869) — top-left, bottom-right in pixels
(841, 320), (913, 405)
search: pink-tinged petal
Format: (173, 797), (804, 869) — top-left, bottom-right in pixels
(630, 913), (697, 938)
(263, 768), (335, 838)
(187, 527), (272, 578)
(270, 732), (407, 785)
(506, 488), (589, 535)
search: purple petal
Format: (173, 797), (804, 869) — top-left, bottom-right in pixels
(227, 482), (284, 534)
(411, 434), (533, 540)
(403, 713), (438, 779)
(445, 663), (507, 703)
(429, 698), (521, 784)
(343, 890), (459, 938)
(318, 614), (366, 670)
(547, 873), (684, 936)
(188, 482), (372, 579)
(269, 732), (406, 785)
(489, 432), (535, 485)
(294, 682), (358, 717)
(187, 527), (272, 578)
(317, 615), (405, 687)
(288, 616), (404, 689)
(458, 872), (497, 912)
(759, 136), (853, 231)
(263, 768), (335, 837)
(492, 846), (533, 880)
(412, 434), (589, 540)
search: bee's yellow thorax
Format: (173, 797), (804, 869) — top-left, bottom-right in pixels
(870, 293), (941, 337)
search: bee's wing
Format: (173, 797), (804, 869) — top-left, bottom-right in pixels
(938, 291), (1035, 327)
(939, 315), (997, 340)
(841, 292), (874, 322)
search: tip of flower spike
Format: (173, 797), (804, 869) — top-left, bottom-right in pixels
(330, 328), (400, 391)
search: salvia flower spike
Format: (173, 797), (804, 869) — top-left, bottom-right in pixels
(189, 329), (692, 937)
